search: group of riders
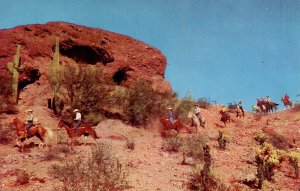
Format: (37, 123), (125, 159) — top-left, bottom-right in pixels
(165, 93), (292, 129)
(25, 94), (292, 134)
(254, 94), (291, 113)
(25, 109), (82, 136)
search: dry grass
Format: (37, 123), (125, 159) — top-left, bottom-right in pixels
(48, 142), (128, 191)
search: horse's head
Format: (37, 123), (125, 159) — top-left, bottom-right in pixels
(187, 112), (193, 119)
(10, 117), (20, 125)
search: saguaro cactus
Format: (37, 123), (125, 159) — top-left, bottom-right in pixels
(48, 37), (65, 114)
(7, 45), (23, 104)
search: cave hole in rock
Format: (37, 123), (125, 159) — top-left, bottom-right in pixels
(59, 43), (113, 65)
(19, 69), (41, 91)
(113, 68), (129, 85)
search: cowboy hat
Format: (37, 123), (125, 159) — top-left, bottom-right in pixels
(27, 109), (33, 112)
(167, 107), (172, 110)
(73, 109), (79, 112)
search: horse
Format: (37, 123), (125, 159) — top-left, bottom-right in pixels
(265, 102), (279, 113)
(252, 105), (262, 113)
(10, 117), (53, 150)
(220, 111), (231, 127)
(257, 103), (267, 113)
(57, 119), (99, 145)
(281, 98), (293, 109)
(188, 112), (207, 131)
(158, 116), (184, 132)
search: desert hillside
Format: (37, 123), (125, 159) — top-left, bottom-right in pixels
(0, 22), (299, 191)
(0, 80), (299, 191)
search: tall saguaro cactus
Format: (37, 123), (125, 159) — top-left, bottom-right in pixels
(48, 37), (65, 114)
(7, 45), (23, 104)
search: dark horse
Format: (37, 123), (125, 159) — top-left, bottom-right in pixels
(159, 117), (184, 132)
(281, 98), (293, 109)
(220, 111), (231, 127)
(265, 102), (279, 113)
(10, 117), (53, 150)
(57, 119), (99, 145)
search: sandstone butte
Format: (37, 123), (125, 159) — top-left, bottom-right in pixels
(0, 22), (172, 93)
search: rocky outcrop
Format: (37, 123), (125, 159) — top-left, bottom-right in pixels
(0, 22), (172, 93)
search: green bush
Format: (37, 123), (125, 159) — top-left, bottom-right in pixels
(49, 142), (128, 191)
(188, 164), (227, 191)
(188, 145), (227, 191)
(123, 79), (175, 126)
(182, 134), (207, 161)
(197, 97), (215, 109)
(162, 134), (184, 152)
(41, 144), (75, 161)
(61, 65), (112, 125)
(0, 74), (17, 114)
(174, 93), (195, 122)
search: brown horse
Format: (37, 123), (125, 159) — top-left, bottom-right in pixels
(10, 117), (53, 149)
(281, 98), (293, 109)
(220, 111), (231, 127)
(57, 119), (99, 145)
(158, 117), (184, 132)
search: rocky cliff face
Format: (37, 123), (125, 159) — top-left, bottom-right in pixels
(0, 22), (172, 93)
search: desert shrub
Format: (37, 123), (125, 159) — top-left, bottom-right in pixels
(162, 134), (184, 152)
(15, 169), (31, 185)
(174, 93), (195, 122)
(255, 142), (286, 189)
(0, 74), (17, 114)
(182, 134), (207, 161)
(0, 124), (15, 145)
(254, 133), (268, 145)
(188, 145), (227, 191)
(197, 97), (215, 109)
(61, 65), (113, 125)
(188, 165), (228, 191)
(41, 144), (74, 161)
(49, 142), (128, 191)
(125, 138), (135, 150)
(123, 79), (175, 126)
(217, 130), (229, 149)
(287, 151), (300, 178)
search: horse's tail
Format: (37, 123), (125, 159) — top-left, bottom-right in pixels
(45, 127), (54, 140)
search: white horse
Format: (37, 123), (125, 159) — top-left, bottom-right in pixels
(188, 111), (207, 132)
(252, 105), (261, 113)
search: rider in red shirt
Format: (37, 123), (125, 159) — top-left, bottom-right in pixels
(284, 94), (290, 101)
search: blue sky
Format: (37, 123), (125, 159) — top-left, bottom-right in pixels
(0, 0), (299, 110)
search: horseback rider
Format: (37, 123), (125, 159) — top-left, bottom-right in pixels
(195, 104), (203, 123)
(266, 96), (271, 104)
(26, 109), (34, 135)
(167, 107), (175, 128)
(73, 109), (81, 131)
(260, 97), (266, 105)
(284, 93), (290, 102)
(238, 100), (245, 117)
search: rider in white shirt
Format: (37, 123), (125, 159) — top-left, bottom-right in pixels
(195, 104), (202, 123)
(73, 109), (81, 130)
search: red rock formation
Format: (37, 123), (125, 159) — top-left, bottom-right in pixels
(0, 22), (172, 93)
